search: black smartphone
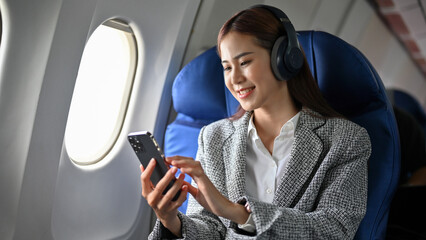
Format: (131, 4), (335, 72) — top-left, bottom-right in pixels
(128, 131), (180, 201)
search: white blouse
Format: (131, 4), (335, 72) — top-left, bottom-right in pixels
(238, 111), (300, 232)
(245, 111), (300, 203)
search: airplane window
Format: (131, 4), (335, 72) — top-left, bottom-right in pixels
(65, 19), (137, 165)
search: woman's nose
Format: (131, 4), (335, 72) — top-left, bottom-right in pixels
(231, 68), (244, 84)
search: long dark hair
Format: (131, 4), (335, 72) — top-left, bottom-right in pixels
(217, 7), (342, 119)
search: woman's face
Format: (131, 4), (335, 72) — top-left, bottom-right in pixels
(220, 32), (289, 112)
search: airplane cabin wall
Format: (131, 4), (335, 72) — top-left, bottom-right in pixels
(0, 0), (64, 239)
(0, 0), (200, 239)
(0, 0), (425, 240)
(51, 0), (199, 239)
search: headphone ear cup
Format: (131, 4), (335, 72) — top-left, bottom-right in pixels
(271, 36), (303, 81)
(270, 36), (287, 81)
(285, 44), (304, 74)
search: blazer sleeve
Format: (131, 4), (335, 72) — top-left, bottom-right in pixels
(148, 126), (227, 240)
(229, 127), (370, 239)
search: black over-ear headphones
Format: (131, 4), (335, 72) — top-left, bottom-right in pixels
(250, 5), (304, 81)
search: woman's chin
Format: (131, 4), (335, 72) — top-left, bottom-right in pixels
(240, 104), (254, 112)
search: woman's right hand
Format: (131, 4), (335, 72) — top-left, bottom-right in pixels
(166, 156), (250, 225)
(140, 159), (189, 236)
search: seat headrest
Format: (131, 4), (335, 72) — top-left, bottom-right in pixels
(170, 30), (399, 239)
(174, 31), (388, 121)
(298, 31), (384, 117)
(172, 47), (238, 120)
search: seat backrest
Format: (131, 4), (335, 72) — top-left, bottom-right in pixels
(164, 47), (238, 212)
(298, 31), (400, 239)
(387, 88), (426, 135)
(164, 31), (400, 239)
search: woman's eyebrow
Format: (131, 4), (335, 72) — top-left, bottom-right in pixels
(222, 52), (254, 63)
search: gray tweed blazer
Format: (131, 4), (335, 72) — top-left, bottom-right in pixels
(150, 109), (370, 239)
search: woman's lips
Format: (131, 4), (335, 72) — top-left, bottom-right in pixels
(236, 87), (255, 99)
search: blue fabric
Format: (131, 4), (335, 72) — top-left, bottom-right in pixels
(166, 47), (237, 213)
(225, 87), (239, 117)
(172, 48), (229, 120)
(164, 114), (215, 212)
(164, 32), (400, 239)
(298, 31), (400, 239)
(299, 31), (400, 239)
(388, 89), (426, 135)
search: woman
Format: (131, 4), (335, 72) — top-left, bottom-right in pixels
(141, 5), (370, 239)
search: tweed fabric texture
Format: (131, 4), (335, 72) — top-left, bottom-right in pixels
(149, 109), (370, 239)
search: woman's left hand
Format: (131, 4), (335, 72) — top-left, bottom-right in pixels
(166, 156), (250, 225)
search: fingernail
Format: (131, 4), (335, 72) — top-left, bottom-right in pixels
(171, 167), (177, 174)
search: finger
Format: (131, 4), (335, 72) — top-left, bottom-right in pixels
(183, 181), (198, 197)
(165, 156), (193, 164)
(169, 158), (198, 169)
(152, 166), (178, 196)
(158, 173), (185, 209)
(141, 158), (156, 178)
(178, 161), (204, 178)
(141, 159), (156, 197)
(164, 157), (173, 164)
(174, 184), (189, 207)
(140, 164), (144, 172)
(165, 173), (185, 199)
(162, 158), (171, 170)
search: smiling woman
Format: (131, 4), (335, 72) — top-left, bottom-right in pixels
(64, 19), (138, 165)
(145, 5), (370, 240)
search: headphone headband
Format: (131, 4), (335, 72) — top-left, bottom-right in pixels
(249, 4), (304, 80)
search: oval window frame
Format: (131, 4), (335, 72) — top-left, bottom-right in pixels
(64, 19), (138, 166)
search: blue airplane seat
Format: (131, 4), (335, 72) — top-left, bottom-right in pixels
(164, 31), (400, 239)
(387, 88), (426, 135)
(163, 47), (238, 213)
(297, 31), (400, 239)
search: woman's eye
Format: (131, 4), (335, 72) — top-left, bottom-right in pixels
(223, 66), (231, 71)
(241, 60), (251, 66)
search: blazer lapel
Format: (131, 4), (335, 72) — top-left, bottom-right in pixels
(273, 110), (325, 207)
(222, 112), (251, 203)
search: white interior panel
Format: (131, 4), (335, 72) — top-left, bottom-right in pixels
(50, 0), (200, 239)
(339, 0), (374, 46)
(308, 0), (352, 34)
(0, 0), (63, 238)
(380, 38), (409, 86)
(357, 13), (394, 72)
(182, 0), (260, 66)
(265, 0), (321, 30)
